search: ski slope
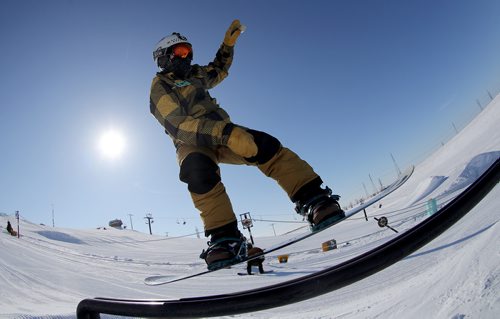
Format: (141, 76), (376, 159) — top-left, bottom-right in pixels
(1, 96), (499, 319)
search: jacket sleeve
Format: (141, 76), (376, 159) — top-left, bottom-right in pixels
(150, 77), (234, 147)
(200, 43), (234, 89)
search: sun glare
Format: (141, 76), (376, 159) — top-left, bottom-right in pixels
(98, 129), (126, 160)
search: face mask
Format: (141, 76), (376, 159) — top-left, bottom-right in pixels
(171, 57), (192, 79)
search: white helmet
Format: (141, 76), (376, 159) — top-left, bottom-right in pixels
(153, 32), (191, 66)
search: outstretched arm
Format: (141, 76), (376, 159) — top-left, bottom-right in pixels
(203, 20), (245, 89)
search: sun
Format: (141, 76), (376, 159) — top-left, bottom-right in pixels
(98, 129), (126, 160)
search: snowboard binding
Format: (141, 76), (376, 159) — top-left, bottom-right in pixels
(295, 186), (345, 232)
(200, 236), (248, 271)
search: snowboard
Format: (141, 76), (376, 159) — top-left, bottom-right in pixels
(145, 165), (414, 286)
(237, 270), (275, 276)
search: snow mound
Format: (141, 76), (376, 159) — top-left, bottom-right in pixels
(408, 175), (448, 205)
(443, 151), (500, 195)
(36, 231), (86, 245)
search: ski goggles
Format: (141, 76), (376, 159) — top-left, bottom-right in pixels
(172, 43), (192, 59)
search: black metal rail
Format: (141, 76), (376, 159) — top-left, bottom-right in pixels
(77, 158), (499, 319)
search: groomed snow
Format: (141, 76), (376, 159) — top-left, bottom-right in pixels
(1, 96), (499, 318)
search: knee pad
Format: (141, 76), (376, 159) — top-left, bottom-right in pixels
(246, 129), (282, 165)
(179, 153), (220, 194)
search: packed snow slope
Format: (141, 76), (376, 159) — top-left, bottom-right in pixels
(1, 96), (499, 319)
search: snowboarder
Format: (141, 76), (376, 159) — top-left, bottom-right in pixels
(149, 20), (344, 270)
(246, 243), (265, 275)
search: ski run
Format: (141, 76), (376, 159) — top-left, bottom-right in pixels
(1, 95), (500, 318)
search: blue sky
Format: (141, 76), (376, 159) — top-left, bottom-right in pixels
(1, 0), (499, 237)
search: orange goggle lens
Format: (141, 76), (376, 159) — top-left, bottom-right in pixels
(172, 43), (192, 59)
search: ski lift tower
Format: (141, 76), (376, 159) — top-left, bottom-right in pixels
(240, 212), (255, 245)
(15, 210), (20, 238)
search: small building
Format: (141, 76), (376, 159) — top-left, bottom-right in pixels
(108, 219), (123, 229)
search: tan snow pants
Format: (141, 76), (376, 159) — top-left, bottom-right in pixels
(177, 131), (319, 234)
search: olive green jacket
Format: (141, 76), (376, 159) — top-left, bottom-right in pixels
(149, 43), (236, 149)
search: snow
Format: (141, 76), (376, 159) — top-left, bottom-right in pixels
(406, 175), (448, 205)
(1, 96), (499, 319)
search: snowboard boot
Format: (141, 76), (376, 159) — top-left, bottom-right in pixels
(200, 222), (248, 271)
(295, 185), (345, 232)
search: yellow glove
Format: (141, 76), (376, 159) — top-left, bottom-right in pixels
(224, 19), (244, 47)
(227, 127), (258, 158)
